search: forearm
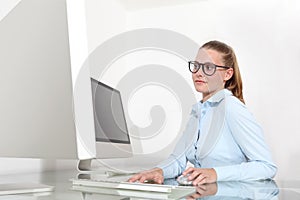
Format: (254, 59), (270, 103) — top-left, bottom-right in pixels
(214, 161), (277, 181)
(156, 106), (197, 179)
(156, 154), (187, 179)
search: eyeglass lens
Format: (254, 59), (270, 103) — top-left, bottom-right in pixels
(189, 62), (216, 76)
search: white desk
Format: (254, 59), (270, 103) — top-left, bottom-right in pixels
(0, 169), (299, 199)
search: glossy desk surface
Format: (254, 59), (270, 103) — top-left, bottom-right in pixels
(0, 170), (299, 200)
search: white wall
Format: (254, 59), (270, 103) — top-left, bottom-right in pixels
(85, 0), (300, 180)
(85, 0), (127, 53)
(1, 0), (299, 180)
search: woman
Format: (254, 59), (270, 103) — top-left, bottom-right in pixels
(128, 40), (277, 186)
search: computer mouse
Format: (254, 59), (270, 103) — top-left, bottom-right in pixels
(176, 174), (193, 186)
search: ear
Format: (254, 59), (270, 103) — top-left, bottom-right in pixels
(224, 68), (234, 81)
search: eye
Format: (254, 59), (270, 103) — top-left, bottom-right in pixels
(192, 62), (200, 71)
(203, 63), (215, 71)
(193, 64), (198, 71)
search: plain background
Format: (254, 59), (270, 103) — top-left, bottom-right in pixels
(0, 0), (299, 180)
(85, 0), (300, 180)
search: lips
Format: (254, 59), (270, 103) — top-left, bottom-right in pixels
(195, 80), (206, 83)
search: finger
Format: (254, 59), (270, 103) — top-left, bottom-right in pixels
(196, 184), (207, 192)
(195, 174), (207, 186)
(153, 176), (163, 184)
(188, 170), (202, 181)
(139, 175), (148, 183)
(185, 195), (195, 200)
(127, 175), (137, 182)
(183, 167), (195, 175)
(195, 187), (205, 195)
(193, 174), (207, 186)
(139, 173), (157, 183)
(127, 174), (142, 182)
(190, 193), (202, 199)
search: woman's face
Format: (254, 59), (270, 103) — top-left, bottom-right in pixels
(192, 48), (233, 101)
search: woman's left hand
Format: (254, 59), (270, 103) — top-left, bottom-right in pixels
(182, 167), (217, 186)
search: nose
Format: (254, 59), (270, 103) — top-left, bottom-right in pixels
(195, 66), (205, 77)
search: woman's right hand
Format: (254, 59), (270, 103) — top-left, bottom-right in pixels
(185, 183), (218, 199)
(127, 167), (164, 184)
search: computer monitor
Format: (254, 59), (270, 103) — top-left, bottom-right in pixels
(0, 0), (79, 159)
(90, 78), (132, 159)
(0, 0), (132, 161)
(0, 0), (134, 194)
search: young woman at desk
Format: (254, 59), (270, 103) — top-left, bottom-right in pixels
(128, 40), (277, 186)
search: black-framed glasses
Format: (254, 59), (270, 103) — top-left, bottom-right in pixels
(188, 61), (230, 76)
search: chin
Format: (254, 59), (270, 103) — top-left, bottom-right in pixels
(194, 86), (208, 93)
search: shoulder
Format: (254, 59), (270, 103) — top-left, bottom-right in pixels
(222, 95), (261, 130)
(223, 95), (251, 119)
(223, 95), (245, 109)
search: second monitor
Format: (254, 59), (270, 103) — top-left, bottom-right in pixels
(90, 78), (132, 159)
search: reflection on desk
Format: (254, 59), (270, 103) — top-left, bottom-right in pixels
(1, 170), (300, 200)
(185, 180), (279, 200)
(72, 176), (281, 200)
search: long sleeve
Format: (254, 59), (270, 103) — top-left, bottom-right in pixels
(214, 97), (277, 181)
(157, 89), (277, 181)
(156, 139), (187, 179)
(156, 105), (199, 179)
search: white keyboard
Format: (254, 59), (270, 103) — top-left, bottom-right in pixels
(72, 178), (178, 193)
(71, 172), (197, 199)
(71, 177), (196, 200)
(72, 172), (196, 192)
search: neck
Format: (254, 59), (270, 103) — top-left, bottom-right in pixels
(202, 93), (213, 102)
(201, 88), (224, 102)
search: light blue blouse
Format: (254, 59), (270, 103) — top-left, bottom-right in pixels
(157, 89), (277, 181)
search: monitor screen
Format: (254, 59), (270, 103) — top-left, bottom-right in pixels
(90, 78), (131, 144)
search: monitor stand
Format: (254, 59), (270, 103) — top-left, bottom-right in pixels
(78, 159), (92, 171)
(77, 159), (138, 177)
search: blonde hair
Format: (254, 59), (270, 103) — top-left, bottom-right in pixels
(201, 40), (245, 104)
